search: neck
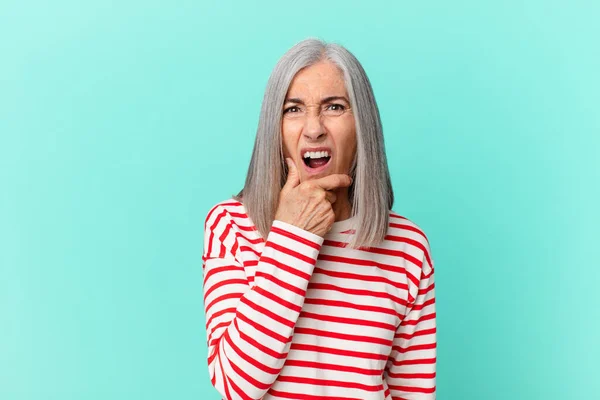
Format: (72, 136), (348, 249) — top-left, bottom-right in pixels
(332, 188), (352, 221)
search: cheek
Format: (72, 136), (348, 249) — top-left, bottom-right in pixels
(331, 119), (356, 166)
(281, 120), (303, 157)
(282, 119), (302, 138)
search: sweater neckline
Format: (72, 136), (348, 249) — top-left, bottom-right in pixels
(327, 214), (358, 234)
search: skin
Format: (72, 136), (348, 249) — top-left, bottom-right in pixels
(280, 60), (357, 222)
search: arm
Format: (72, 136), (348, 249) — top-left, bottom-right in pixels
(384, 240), (437, 399)
(202, 204), (324, 400)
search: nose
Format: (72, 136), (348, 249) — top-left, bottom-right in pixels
(303, 109), (326, 141)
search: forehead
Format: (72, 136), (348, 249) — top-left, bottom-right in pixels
(287, 61), (347, 96)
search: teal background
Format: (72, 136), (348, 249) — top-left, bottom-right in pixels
(2, 1), (598, 399)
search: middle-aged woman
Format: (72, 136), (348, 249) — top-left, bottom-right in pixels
(202, 38), (437, 400)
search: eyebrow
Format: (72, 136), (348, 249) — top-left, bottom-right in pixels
(284, 96), (350, 105)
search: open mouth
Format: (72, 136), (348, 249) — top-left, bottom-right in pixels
(303, 155), (332, 169)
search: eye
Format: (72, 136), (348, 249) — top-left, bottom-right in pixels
(328, 103), (345, 111)
(283, 106), (300, 114)
(324, 103), (346, 115)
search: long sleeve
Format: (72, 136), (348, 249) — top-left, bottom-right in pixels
(384, 241), (437, 399)
(201, 205), (324, 400)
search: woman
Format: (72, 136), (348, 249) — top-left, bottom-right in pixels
(202, 38), (436, 399)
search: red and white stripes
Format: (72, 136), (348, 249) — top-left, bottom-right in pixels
(202, 200), (436, 399)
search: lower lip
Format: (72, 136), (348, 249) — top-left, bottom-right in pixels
(302, 157), (332, 175)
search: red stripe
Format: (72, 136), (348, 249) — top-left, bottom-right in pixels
(239, 245), (260, 258)
(267, 388), (361, 400)
(265, 241), (317, 265)
(420, 277), (435, 296)
(384, 235), (426, 253)
(409, 296), (436, 313)
(400, 312), (436, 327)
(389, 213), (408, 220)
(255, 286), (302, 313)
(260, 255), (311, 281)
(270, 224), (321, 251)
(389, 222), (426, 239)
(308, 282), (409, 307)
(395, 327), (437, 340)
(387, 371), (436, 379)
(221, 201), (243, 207)
(387, 384), (436, 394)
(317, 254), (410, 278)
(299, 311), (396, 331)
(313, 266), (409, 291)
(283, 359), (382, 375)
(392, 341), (437, 354)
(228, 210), (249, 219)
(243, 259), (258, 269)
(323, 240), (422, 267)
(293, 327), (393, 346)
(389, 356), (436, 367)
(234, 230), (264, 244)
(304, 297), (397, 317)
(255, 271), (307, 297)
(231, 239), (239, 257)
(291, 343), (388, 361)
(276, 375), (383, 392)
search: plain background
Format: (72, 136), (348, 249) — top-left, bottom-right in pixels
(2, 1), (599, 399)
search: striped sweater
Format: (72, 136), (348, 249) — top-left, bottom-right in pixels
(202, 198), (436, 399)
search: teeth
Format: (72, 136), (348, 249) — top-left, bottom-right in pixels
(303, 150), (331, 159)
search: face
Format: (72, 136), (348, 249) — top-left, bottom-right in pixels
(281, 61), (357, 183)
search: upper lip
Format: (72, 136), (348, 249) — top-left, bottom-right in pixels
(300, 146), (333, 158)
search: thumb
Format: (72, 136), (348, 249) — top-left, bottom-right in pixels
(283, 157), (300, 190)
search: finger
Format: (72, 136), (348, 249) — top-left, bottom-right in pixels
(324, 190), (337, 204)
(313, 174), (353, 191)
(282, 157), (300, 191)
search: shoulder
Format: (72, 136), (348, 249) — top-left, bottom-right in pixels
(204, 198), (259, 238)
(387, 210), (434, 273)
(204, 198), (246, 229)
